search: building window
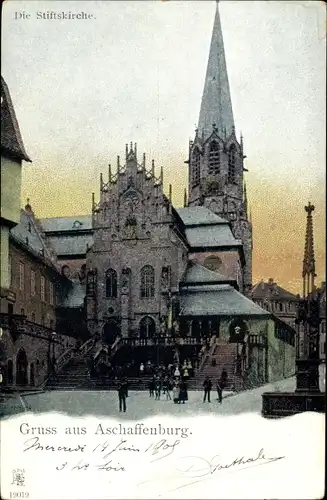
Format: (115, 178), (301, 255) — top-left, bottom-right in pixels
(49, 282), (54, 305)
(191, 148), (201, 187)
(208, 141), (220, 175)
(139, 316), (156, 338)
(28, 222), (32, 233)
(30, 270), (36, 296)
(31, 312), (35, 323)
(21, 308), (25, 316)
(40, 276), (45, 302)
(140, 265), (155, 298)
(19, 262), (25, 291)
(105, 268), (117, 298)
(279, 302), (283, 312)
(228, 144), (236, 183)
(41, 315), (45, 326)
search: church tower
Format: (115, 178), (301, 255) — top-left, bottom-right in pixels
(187, 2), (252, 294)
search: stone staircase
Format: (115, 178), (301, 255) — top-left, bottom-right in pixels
(194, 341), (243, 391)
(46, 356), (91, 390)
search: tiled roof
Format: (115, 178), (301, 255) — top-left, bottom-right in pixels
(252, 281), (298, 301)
(1, 76), (31, 162)
(181, 262), (234, 285)
(176, 206), (228, 226)
(184, 224), (242, 249)
(40, 215), (92, 232)
(10, 209), (58, 270)
(179, 284), (270, 317)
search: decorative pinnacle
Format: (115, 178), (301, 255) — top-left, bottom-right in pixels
(151, 159), (155, 176)
(109, 163), (112, 181)
(305, 201), (315, 215)
(143, 152), (146, 169)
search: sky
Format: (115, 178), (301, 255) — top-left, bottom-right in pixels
(2, 0), (326, 293)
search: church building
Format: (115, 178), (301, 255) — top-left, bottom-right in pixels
(1, 2), (296, 391)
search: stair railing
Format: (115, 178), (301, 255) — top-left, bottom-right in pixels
(198, 336), (218, 372)
(79, 337), (97, 356)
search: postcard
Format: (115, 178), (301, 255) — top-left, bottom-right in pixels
(0, 1), (325, 499)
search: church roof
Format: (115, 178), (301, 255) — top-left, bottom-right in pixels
(197, 3), (234, 141)
(184, 224), (242, 250)
(176, 206), (228, 226)
(1, 76), (31, 162)
(181, 262), (232, 285)
(252, 280), (298, 301)
(10, 208), (58, 270)
(179, 284), (270, 317)
(40, 215), (92, 232)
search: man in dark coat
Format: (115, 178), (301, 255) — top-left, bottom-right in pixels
(203, 376), (212, 403)
(118, 378), (127, 412)
(217, 369), (228, 403)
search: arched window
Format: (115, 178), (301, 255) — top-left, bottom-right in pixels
(140, 265), (155, 298)
(279, 302), (283, 312)
(105, 268), (117, 298)
(228, 319), (248, 343)
(191, 148), (200, 187)
(208, 141), (220, 175)
(228, 144), (236, 183)
(139, 316), (156, 338)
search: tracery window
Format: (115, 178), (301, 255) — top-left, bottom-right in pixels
(191, 148), (201, 187)
(139, 316), (156, 338)
(105, 268), (117, 298)
(208, 141), (220, 175)
(228, 144), (236, 183)
(140, 265), (155, 298)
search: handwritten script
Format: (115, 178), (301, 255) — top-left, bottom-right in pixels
(22, 436), (181, 473)
(173, 448), (285, 490)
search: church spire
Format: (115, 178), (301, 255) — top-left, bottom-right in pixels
(302, 202), (316, 298)
(197, 1), (234, 141)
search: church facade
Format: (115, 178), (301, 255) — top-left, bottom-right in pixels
(1, 3), (297, 390)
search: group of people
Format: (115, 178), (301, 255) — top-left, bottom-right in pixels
(148, 375), (188, 404)
(203, 369), (228, 403)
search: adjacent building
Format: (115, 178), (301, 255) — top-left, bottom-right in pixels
(251, 278), (299, 329)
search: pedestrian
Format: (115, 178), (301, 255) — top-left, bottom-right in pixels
(220, 368), (228, 390)
(149, 376), (155, 397)
(155, 378), (161, 400)
(174, 365), (180, 378)
(172, 384), (180, 404)
(123, 376), (129, 398)
(179, 379), (188, 404)
(203, 376), (212, 403)
(117, 379), (127, 413)
(216, 380), (223, 403)
(139, 362), (144, 376)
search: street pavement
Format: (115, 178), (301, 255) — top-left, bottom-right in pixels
(1, 365), (324, 420)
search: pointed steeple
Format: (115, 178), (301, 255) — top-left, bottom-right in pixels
(198, 2), (234, 141)
(302, 202), (316, 298)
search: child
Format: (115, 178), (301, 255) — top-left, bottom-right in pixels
(173, 384), (180, 404)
